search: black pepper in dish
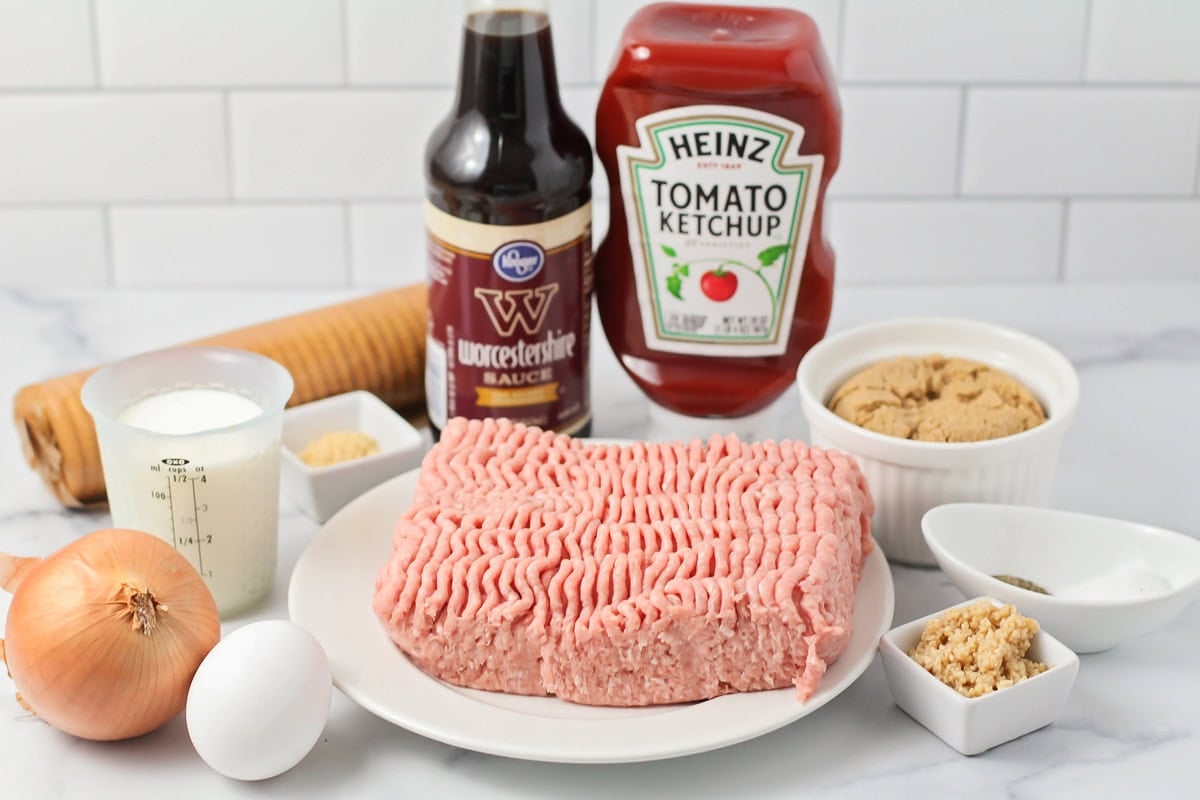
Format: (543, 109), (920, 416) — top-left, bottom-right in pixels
(993, 574), (1051, 595)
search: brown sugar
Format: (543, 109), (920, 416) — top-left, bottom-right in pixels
(909, 599), (1047, 698)
(828, 355), (1046, 443)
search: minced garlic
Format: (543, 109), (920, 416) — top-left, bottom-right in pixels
(299, 430), (380, 467)
(909, 599), (1047, 698)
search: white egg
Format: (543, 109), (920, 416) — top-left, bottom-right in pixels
(186, 620), (332, 781)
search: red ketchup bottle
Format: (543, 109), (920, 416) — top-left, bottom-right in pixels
(595, 4), (841, 439)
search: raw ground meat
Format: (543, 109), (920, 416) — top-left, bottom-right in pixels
(373, 417), (874, 706)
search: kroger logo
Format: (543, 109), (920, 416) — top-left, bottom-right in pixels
(492, 241), (545, 282)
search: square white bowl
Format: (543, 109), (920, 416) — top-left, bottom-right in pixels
(281, 391), (425, 522)
(878, 596), (1079, 756)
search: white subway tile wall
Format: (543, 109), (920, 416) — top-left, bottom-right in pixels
(230, 91), (442, 198)
(345, 0), (461, 86)
(0, 209), (108, 285)
(1087, 1), (1200, 83)
(110, 205), (347, 286)
(0, 94), (227, 202)
(841, 0), (1088, 83)
(0, 0), (1197, 288)
(96, 0), (345, 87)
(962, 89), (1200, 196)
(1065, 201), (1200, 282)
(833, 88), (961, 196)
(829, 201), (1063, 284)
(350, 202), (426, 286)
(0, 1), (95, 88)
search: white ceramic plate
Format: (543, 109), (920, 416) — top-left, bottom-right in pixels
(288, 469), (895, 764)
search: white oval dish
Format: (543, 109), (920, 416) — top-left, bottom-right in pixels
(922, 503), (1200, 653)
(879, 596), (1079, 756)
(796, 317), (1080, 566)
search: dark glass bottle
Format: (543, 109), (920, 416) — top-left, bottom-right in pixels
(425, 0), (593, 439)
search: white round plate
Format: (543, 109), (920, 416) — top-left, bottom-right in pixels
(288, 469), (895, 764)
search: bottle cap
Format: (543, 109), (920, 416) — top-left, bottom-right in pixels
(644, 397), (785, 442)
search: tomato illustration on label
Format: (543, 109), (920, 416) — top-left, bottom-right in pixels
(659, 243), (788, 305)
(700, 269), (737, 302)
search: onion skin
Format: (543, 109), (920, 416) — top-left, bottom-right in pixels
(1, 528), (221, 741)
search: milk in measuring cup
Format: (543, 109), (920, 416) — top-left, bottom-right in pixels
(83, 347), (293, 617)
(118, 388), (261, 434)
(102, 388), (282, 616)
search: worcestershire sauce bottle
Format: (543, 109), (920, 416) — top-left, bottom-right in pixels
(425, 0), (593, 438)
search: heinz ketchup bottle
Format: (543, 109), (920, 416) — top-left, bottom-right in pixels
(425, 0), (593, 438)
(595, 4), (841, 440)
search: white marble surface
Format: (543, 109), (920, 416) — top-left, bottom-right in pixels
(1, 283), (1199, 799)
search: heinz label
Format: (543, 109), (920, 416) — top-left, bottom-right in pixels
(425, 202), (591, 434)
(617, 105), (823, 357)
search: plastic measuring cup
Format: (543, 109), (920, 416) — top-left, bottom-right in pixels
(82, 347), (294, 617)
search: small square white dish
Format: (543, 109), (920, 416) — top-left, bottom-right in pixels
(922, 503), (1200, 653)
(879, 596), (1079, 756)
(281, 391), (425, 522)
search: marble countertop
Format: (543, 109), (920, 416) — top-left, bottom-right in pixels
(2, 283), (1198, 799)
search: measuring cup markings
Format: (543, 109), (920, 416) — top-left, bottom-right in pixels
(151, 461), (215, 579)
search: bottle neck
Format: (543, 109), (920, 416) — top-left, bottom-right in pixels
(455, 2), (562, 125)
(465, 0), (548, 13)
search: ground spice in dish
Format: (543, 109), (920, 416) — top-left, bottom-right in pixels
(298, 431), (380, 467)
(909, 599), (1047, 698)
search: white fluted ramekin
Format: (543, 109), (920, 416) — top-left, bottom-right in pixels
(797, 318), (1080, 566)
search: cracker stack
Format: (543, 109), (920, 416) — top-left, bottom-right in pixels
(14, 284), (428, 507)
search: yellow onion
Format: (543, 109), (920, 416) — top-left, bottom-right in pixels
(0, 528), (220, 741)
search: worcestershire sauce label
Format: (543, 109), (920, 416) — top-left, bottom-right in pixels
(617, 105), (823, 357)
(425, 202), (591, 434)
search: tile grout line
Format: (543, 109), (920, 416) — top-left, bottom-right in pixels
(5, 81), (1200, 96)
(342, 203), (355, 287)
(1194, 136), (1200, 196)
(221, 91), (236, 200)
(586, 0), (596, 85)
(0, 84), (455, 96)
(101, 204), (116, 287)
(827, 194), (1200, 203)
(1079, 0), (1093, 83)
(87, 0), (103, 87)
(1193, 107), (1200, 195)
(954, 86), (969, 195)
(836, 0), (849, 75)
(8, 195), (1200, 212)
(1057, 200), (1071, 283)
(588, 0), (600, 83)
(339, 0), (352, 86)
(0, 198), (428, 210)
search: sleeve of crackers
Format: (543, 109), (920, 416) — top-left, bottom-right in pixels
(13, 284), (428, 508)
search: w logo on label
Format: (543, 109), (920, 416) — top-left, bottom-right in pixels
(473, 285), (559, 336)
